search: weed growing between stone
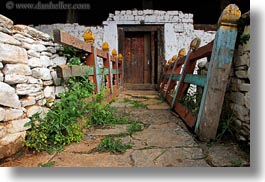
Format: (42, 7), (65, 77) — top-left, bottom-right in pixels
(95, 136), (132, 154)
(24, 76), (134, 154)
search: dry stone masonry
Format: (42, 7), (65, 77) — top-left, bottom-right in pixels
(0, 14), (66, 159)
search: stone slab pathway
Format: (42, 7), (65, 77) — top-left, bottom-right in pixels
(0, 90), (249, 167)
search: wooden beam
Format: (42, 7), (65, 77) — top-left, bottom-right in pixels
(174, 102), (196, 127)
(53, 29), (92, 53)
(96, 48), (108, 59)
(195, 4), (241, 141)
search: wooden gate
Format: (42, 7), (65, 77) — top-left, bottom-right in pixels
(159, 4), (241, 141)
(124, 32), (152, 84)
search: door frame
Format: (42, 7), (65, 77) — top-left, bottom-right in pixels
(118, 25), (164, 86)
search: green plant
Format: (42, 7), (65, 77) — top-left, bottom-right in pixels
(69, 57), (81, 66)
(214, 97), (235, 142)
(95, 136), (132, 154)
(179, 91), (202, 115)
(127, 122), (144, 135)
(24, 76), (95, 154)
(38, 161), (56, 167)
(230, 159), (243, 167)
(123, 98), (148, 108)
(237, 16), (250, 46)
(62, 46), (82, 66)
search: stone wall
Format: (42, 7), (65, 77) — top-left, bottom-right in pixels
(35, 10), (216, 61)
(198, 26), (250, 144)
(35, 23), (104, 49)
(103, 10), (216, 60)
(0, 14), (66, 159)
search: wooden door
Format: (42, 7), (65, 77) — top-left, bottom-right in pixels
(124, 32), (151, 84)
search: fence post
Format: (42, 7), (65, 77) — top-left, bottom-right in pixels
(102, 42), (113, 94)
(195, 4), (241, 141)
(118, 53), (123, 87)
(171, 38), (200, 109)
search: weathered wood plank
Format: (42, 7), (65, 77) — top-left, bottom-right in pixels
(53, 29), (92, 53)
(164, 74), (206, 87)
(71, 65), (94, 76)
(56, 65), (94, 79)
(96, 48), (108, 59)
(56, 65), (71, 79)
(174, 102), (196, 127)
(176, 41), (213, 67)
(195, 4), (241, 141)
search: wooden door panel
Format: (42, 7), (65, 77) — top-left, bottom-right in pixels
(124, 33), (145, 84)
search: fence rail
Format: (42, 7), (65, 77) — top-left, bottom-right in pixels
(53, 29), (123, 102)
(159, 4), (241, 141)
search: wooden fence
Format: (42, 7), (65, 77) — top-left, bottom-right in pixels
(53, 29), (123, 102)
(159, 4), (241, 141)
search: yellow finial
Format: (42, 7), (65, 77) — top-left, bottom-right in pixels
(102, 42), (109, 52)
(178, 48), (186, 57)
(112, 49), (117, 58)
(118, 53), (123, 61)
(83, 29), (95, 44)
(190, 38), (201, 51)
(172, 54), (178, 62)
(218, 4), (241, 28)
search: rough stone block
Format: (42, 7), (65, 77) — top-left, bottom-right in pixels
(0, 82), (21, 109)
(0, 32), (21, 46)
(0, 132), (26, 160)
(0, 14), (13, 28)
(3, 108), (23, 122)
(0, 43), (28, 64)
(20, 96), (36, 107)
(32, 67), (52, 80)
(16, 83), (43, 95)
(4, 74), (28, 84)
(7, 118), (31, 134)
(0, 125), (6, 138)
(229, 92), (245, 105)
(235, 70), (248, 79)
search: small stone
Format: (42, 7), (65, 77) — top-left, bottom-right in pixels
(20, 96), (36, 107)
(3, 108), (23, 122)
(40, 55), (52, 67)
(40, 51), (53, 57)
(26, 105), (49, 118)
(235, 70), (248, 79)
(43, 80), (53, 86)
(44, 86), (55, 99)
(13, 33), (35, 44)
(13, 25), (51, 41)
(55, 86), (65, 98)
(32, 68), (52, 80)
(16, 83), (43, 95)
(4, 74), (28, 84)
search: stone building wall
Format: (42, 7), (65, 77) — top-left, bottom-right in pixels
(0, 14), (66, 159)
(103, 10), (216, 60)
(198, 26), (250, 144)
(35, 10), (216, 61)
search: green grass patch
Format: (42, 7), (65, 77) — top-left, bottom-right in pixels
(95, 136), (132, 154)
(123, 98), (148, 108)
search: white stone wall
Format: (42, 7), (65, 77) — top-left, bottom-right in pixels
(35, 10), (216, 62)
(0, 14), (66, 159)
(35, 23), (104, 49)
(103, 10), (216, 60)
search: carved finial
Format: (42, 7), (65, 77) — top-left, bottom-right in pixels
(118, 54), (123, 61)
(172, 54), (178, 62)
(83, 29), (95, 44)
(178, 48), (186, 57)
(190, 38), (201, 51)
(102, 42), (109, 52)
(218, 4), (241, 28)
(112, 49), (117, 58)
